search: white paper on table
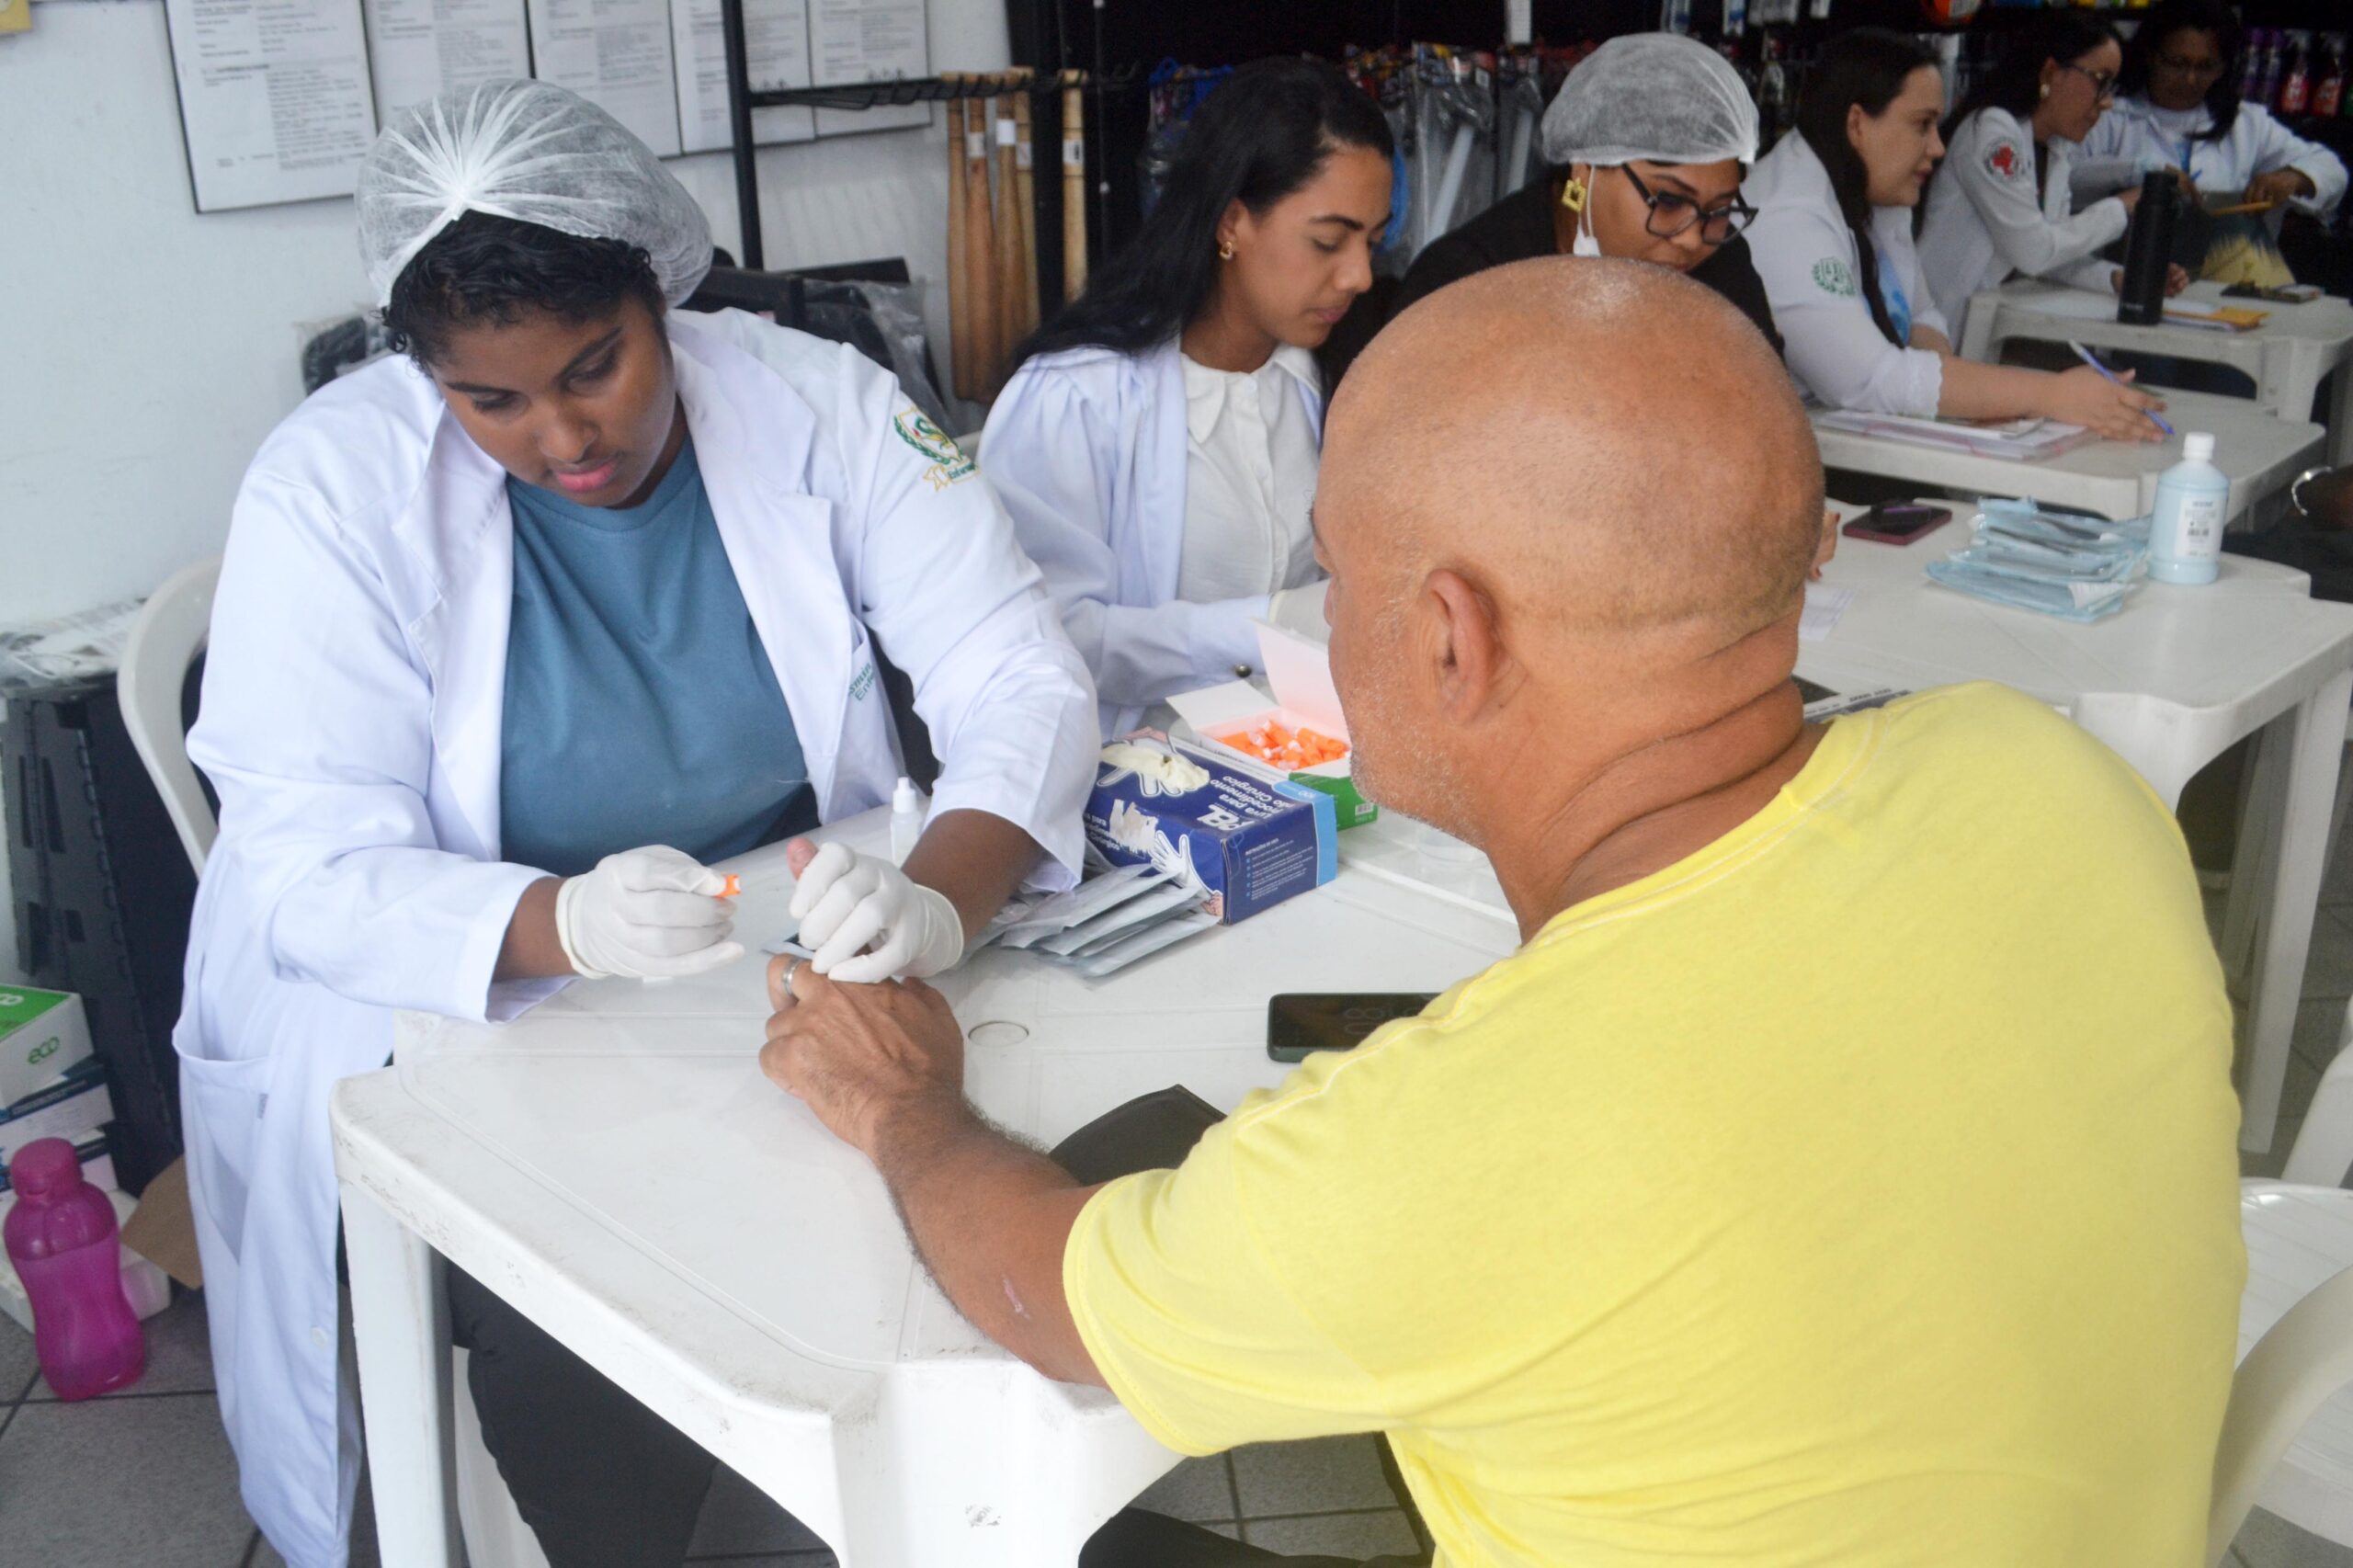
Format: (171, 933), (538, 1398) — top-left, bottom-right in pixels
(808, 0), (927, 136)
(671, 0), (816, 153)
(164, 0), (379, 210)
(525, 0), (682, 156)
(362, 0), (529, 120)
(2009, 290), (2123, 323)
(1800, 585), (1853, 643)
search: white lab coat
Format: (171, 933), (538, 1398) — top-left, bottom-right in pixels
(177, 308), (1097, 1568)
(2065, 96), (2347, 219)
(1920, 108), (2131, 339)
(1744, 132), (1950, 417)
(980, 339), (1324, 738)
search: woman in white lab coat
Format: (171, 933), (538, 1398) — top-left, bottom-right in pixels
(178, 82), (1095, 1568)
(2069, 0), (2347, 242)
(1920, 13), (2188, 339)
(1744, 28), (2167, 442)
(982, 58), (1394, 738)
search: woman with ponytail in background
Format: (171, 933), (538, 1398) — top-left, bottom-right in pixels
(1743, 28), (2165, 441)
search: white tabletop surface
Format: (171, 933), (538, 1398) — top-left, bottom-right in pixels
(1811, 389), (2324, 524)
(1799, 504), (2353, 800)
(1980, 278), (2353, 363)
(382, 813), (1520, 1376)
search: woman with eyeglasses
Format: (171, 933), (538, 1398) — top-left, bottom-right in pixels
(982, 59), (1392, 739)
(2068, 0), (2344, 230)
(1389, 33), (1779, 355)
(1745, 28), (2166, 442)
(1919, 14), (2186, 340)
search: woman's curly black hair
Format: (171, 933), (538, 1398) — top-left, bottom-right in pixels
(382, 210), (666, 366)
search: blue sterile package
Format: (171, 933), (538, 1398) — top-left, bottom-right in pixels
(1084, 733), (1336, 924)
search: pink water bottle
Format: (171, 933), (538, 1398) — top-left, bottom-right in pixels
(5, 1137), (144, 1400)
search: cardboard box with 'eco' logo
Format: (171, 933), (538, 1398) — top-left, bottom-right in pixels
(0, 986), (94, 1110)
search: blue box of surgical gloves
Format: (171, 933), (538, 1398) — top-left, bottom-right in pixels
(1084, 733), (1336, 924)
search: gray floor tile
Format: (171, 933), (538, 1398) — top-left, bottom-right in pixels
(685, 1557), (836, 1566)
(1130, 1454), (1239, 1522)
(247, 1467), (379, 1568)
(2232, 1505), (2353, 1567)
(2324, 824), (2353, 906)
(28, 1288), (213, 1402)
(2297, 997), (2353, 1073)
(687, 1464), (831, 1556)
(2244, 1114), (2306, 1181)
(0, 1314), (41, 1399)
(1243, 1508), (1420, 1557)
(2300, 910), (2353, 1004)
(0, 1392), (250, 1567)
(1232, 1436), (1397, 1517)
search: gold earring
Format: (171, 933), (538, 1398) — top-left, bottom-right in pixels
(1559, 177), (1587, 214)
(2039, 82), (2051, 99)
(1218, 240), (1235, 260)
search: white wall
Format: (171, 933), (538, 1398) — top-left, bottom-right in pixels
(0, 0), (1008, 982)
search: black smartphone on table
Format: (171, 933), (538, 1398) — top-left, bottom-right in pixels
(1841, 502), (1951, 545)
(1267, 994), (1438, 1062)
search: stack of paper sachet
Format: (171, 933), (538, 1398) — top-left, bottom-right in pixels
(1924, 499), (2150, 622)
(978, 860), (1219, 982)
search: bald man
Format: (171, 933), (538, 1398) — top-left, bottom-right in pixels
(759, 260), (2244, 1568)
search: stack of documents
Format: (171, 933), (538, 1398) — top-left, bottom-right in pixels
(1813, 410), (2096, 460)
(1924, 499), (2149, 622)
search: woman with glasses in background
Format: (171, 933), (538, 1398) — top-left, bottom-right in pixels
(1745, 28), (2166, 440)
(1390, 32), (1779, 356)
(2068, 0), (2343, 237)
(1920, 14), (2185, 341)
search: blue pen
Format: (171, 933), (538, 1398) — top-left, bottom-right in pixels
(2068, 341), (2175, 436)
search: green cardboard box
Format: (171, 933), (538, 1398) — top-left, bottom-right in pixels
(0, 986), (94, 1110)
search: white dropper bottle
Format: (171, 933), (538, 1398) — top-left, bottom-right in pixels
(890, 777), (927, 864)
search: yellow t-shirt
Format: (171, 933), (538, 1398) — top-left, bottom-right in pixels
(1065, 683), (2244, 1568)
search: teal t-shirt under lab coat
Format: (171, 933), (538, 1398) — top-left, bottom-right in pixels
(499, 437), (816, 878)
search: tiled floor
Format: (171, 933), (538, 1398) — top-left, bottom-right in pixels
(8, 838), (2353, 1566)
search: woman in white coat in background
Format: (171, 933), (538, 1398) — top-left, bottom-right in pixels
(982, 58), (1394, 738)
(2068, 0), (2346, 243)
(1744, 28), (2167, 442)
(178, 82), (1095, 1568)
(1919, 12), (2188, 340)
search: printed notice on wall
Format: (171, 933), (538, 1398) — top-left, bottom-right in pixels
(164, 0), (380, 210)
(807, 0), (926, 136)
(363, 0), (530, 121)
(672, 0), (815, 154)
(524, 0), (682, 157)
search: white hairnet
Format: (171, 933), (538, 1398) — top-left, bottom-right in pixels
(1540, 33), (1760, 169)
(358, 79), (713, 310)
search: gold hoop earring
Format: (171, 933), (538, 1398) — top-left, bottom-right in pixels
(1218, 240), (1235, 260)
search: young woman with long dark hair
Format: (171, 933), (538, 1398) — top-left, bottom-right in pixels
(981, 58), (1394, 737)
(2071, 0), (2344, 235)
(1919, 13), (2186, 337)
(1743, 28), (2165, 439)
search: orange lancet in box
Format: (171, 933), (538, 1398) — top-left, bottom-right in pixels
(1167, 624), (1378, 829)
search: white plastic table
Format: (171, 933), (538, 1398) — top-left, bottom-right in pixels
(1804, 503), (2353, 1153)
(1810, 389), (2324, 524)
(334, 811), (1519, 1568)
(1958, 279), (2353, 466)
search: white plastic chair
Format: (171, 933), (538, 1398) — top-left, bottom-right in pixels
(116, 557), (222, 875)
(116, 555), (551, 1568)
(2211, 1036), (2353, 1564)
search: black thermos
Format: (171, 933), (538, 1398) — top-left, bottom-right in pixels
(2117, 171), (2180, 325)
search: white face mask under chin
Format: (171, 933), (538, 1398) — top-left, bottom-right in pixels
(1571, 195), (1603, 258)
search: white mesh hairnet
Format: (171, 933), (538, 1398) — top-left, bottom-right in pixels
(1540, 33), (1760, 169)
(358, 79), (713, 310)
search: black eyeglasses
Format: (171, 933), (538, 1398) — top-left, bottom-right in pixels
(1619, 165), (1756, 244)
(2061, 62), (2120, 101)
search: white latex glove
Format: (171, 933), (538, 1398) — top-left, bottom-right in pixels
(789, 841), (966, 983)
(1267, 579), (1331, 641)
(554, 846), (743, 980)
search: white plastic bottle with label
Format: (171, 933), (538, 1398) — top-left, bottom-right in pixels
(890, 777), (927, 864)
(2147, 431), (2227, 585)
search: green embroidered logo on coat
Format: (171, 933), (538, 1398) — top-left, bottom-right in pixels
(1812, 257), (1858, 297)
(892, 407), (975, 490)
